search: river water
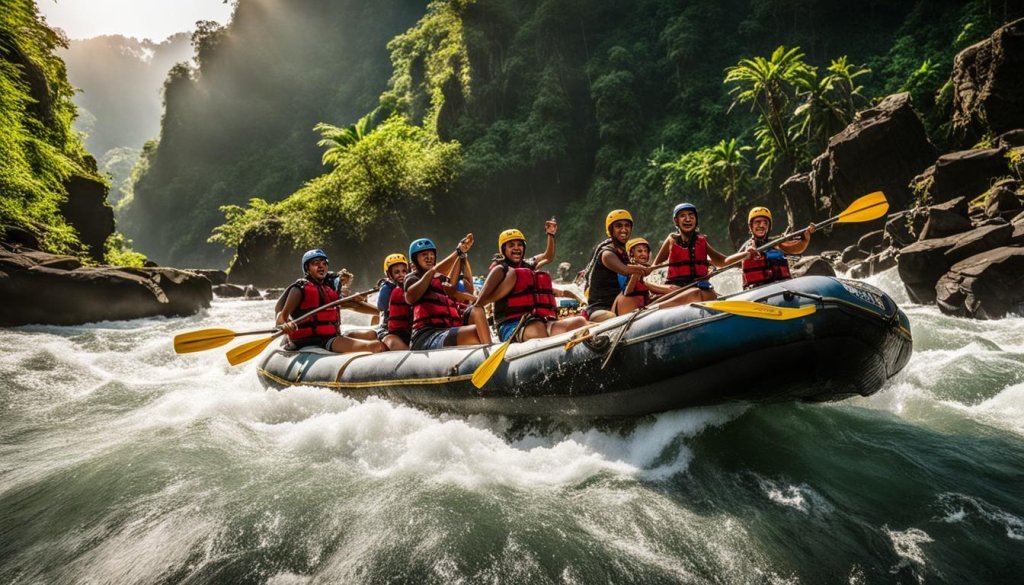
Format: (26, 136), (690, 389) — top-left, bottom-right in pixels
(1, 269), (1022, 584)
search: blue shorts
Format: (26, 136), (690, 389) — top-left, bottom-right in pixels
(497, 319), (519, 342)
(410, 327), (460, 350)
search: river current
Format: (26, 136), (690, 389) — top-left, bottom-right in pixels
(1, 269), (1022, 584)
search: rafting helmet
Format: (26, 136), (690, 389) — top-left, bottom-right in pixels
(498, 229), (526, 254)
(382, 253), (408, 275)
(301, 249), (328, 273)
(748, 206), (773, 232)
(605, 209), (633, 236)
(672, 203), (698, 228)
(626, 237), (649, 255)
(408, 238), (436, 268)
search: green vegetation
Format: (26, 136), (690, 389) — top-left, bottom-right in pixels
(124, 0), (1021, 275)
(0, 0), (95, 253)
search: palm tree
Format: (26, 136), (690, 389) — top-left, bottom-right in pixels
(662, 138), (752, 204)
(792, 57), (869, 160)
(314, 115), (373, 167)
(725, 46), (811, 176)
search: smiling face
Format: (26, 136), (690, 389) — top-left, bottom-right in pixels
(750, 217), (771, 238)
(610, 220), (633, 245)
(414, 250), (436, 271)
(674, 210), (697, 234)
(387, 262), (409, 284)
(305, 257), (329, 280)
(503, 239), (526, 263)
(629, 243), (651, 265)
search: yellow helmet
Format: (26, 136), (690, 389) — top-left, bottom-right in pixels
(382, 253), (408, 275)
(748, 206), (772, 227)
(497, 228), (526, 253)
(626, 237), (649, 255)
(605, 209), (633, 235)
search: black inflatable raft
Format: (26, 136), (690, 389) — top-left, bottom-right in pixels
(256, 276), (912, 417)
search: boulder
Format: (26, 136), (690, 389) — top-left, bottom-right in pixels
(914, 148), (1008, 204)
(0, 248), (211, 326)
(60, 173), (115, 263)
(996, 129), (1024, 148)
(883, 211), (925, 249)
(944, 222), (1014, 264)
(918, 197), (973, 240)
(790, 255), (836, 279)
(857, 229), (885, 254)
(225, 217), (301, 288)
(243, 284), (262, 299)
(850, 249), (898, 279)
(780, 173), (816, 235)
(212, 283), (247, 298)
(188, 269), (228, 285)
(897, 234), (962, 303)
(811, 92), (937, 216)
(841, 244), (869, 264)
(985, 184), (1023, 219)
(1012, 221), (1024, 245)
(951, 18), (1024, 147)
(936, 246), (1024, 319)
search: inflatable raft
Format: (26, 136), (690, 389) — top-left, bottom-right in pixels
(256, 276), (912, 417)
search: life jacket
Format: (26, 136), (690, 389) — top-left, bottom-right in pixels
(409, 274), (462, 330)
(666, 234), (709, 285)
(386, 285), (412, 335)
(493, 266), (558, 324)
(585, 239), (629, 308)
(285, 277), (340, 341)
(742, 243), (792, 288)
(625, 277), (650, 307)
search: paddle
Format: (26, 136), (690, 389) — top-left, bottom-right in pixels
(174, 327), (277, 354)
(470, 314), (529, 389)
(222, 286), (380, 366)
(694, 299), (816, 320)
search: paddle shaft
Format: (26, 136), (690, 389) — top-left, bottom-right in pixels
(276, 286), (381, 339)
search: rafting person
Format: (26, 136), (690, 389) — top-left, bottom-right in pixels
(611, 237), (681, 314)
(652, 202), (728, 304)
(582, 209), (650, 322)
(731, 206), (815, 289)
(403, 235), (492, 350)
(375, 253), (411, 351)
(276, 249), (387, 353)
(474, 221), (588, 342)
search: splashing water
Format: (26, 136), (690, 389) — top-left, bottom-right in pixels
(2, 271), (1023, 583)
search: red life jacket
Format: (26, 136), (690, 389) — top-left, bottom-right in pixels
(742, 246), (792, 288)
(625, 277), (650, 307)
(493, 267), (557, 324)
(666, 234), (710, 284)
(410, 275), (462, 330)
(386, 286), (412, 335)
(286, 278), (340, 341)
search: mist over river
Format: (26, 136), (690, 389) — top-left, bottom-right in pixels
(1, 270), (1022, 584)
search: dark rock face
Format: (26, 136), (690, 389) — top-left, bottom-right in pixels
(857, 230), (885, 254)
(944, 222), (1014, 264)
(789, 255), (836, 279)
(883, 211), (925, 249)
(897, 235), (962, 303)
(850, 249), (898, 279)
(841, 245), (869, 264)
(188, 269), (229, 286)
(985, 184), (1023, 219)
(936, 246), (1024, 319)
(226, 218), (301, 288)
(811, 93), (936, 215)
(781, 173), (815, 235)
(0, 247), (211, 326)
(60, 174), (115, 263)
(952, 18), (1024, 148)
(914, 148), (1009, 204)
(919, 197), (973, 240)
(213, 283), (247, 298)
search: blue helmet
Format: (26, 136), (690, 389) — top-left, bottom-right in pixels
(408, 238), (437, 267)
(672, 202), (698, 228)
(301, 249), (328, 273)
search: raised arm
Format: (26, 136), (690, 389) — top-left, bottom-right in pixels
(532, 219), (558, 266)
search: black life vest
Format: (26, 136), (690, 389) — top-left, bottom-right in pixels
(285, 277), (340, 341)
(493, 266), (558, 324)
(586, 239), (629, 308)
(742, 244), (792, 288)
(408, 274), (462, 330)
(666, 234), (709, 285)
(385, 284), (412, 335)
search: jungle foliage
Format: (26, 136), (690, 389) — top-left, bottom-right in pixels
(129, 0), (1022, 273)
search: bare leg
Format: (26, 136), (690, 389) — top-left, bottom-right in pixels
(463, 306), (492, 345)
(329, 335), (386, 353)
(548, 316), (588, 336)
(587, 309), (615, 322)
(518, 320), (549, 341)
(346, 329), (379, 341)
(382, 333), (408, 351)
(612, 293), (644, 315)
(656, 288), (717, 308)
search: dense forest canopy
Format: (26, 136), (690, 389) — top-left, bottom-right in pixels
(125, 0), (1022, 277)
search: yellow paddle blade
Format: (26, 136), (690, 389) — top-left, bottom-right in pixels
(173, 328), (237, 354)
(471, 339), (513, 389)
(697, 300), (816, 321)
(836, 191), (889, 223)
(226, 336), (274, 366)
